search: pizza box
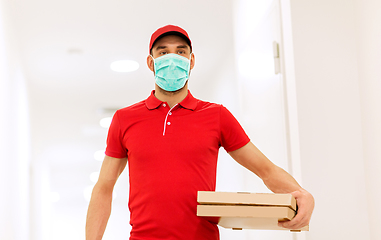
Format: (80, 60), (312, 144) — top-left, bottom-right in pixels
(197, 191), (309, 232)
(197, 191), (297, 211)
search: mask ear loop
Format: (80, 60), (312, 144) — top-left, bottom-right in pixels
(150, 55), (157, 75)
(188, 53), (192, 71)
(187, 53), (192, 79)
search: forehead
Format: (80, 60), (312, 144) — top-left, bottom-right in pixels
(152, 35), (190, 50)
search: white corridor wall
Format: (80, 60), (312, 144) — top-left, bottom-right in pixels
(0, 0), (31, 239)
(283, 0), (380, 239)
(212, 0), (381, 239)
(355, 0), (381, 239)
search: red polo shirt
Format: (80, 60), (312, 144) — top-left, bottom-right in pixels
(105, 90), (250, 240)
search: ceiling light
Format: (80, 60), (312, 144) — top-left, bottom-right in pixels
(110, 60), (139, 72)
(94, 150), (105, 161)
(100, 117), (112, 128)
(67, 48), (83, 55)
(90, 172), (100, 183)
(84, 185), (94, 202)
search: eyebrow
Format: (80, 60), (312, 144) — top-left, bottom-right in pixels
(176, 45), (189, 49)
(155, 45), (189, 51)
(155, 45), (167, 50)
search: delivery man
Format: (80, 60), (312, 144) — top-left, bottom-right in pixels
(85, 25), (314, 240)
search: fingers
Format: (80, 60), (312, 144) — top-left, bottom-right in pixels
(278, 208), (308, 229)
(278, 206), (307, 229)
(278, 189), (314, 230)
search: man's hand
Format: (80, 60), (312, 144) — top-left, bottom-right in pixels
(278, 189), (315, 229)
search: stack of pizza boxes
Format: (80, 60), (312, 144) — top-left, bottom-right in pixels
(197, 191), (309, 232)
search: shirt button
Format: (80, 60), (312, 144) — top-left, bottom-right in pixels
(167, 122), (171, 125)
(169, 112), (172, 115)
(163, 103), (166, 107)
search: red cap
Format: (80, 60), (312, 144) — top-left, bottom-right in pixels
(149, 25), (192, 53)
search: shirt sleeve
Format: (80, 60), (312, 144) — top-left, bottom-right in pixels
(220, 105), (250, 152)
(105, 110), (128, 158)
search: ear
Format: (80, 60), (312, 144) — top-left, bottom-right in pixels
(190, 53), (195, 70)
(147, 55), (154, 72)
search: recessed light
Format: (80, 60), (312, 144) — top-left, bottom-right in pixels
(94, 150), (105, 161)
(67, 48), (83, 55)
(90, 172), (100, 183)
(110, 60), (139, 72)
(84, 185), (94, 202)
(100, 117), (112, 128)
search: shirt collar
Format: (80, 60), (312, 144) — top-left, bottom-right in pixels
(145, 90), (198, 110)
(145, 90), (162, 109)
(179, 90), (198, 110)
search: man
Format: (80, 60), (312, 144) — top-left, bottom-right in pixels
(86, 25), (314, 240)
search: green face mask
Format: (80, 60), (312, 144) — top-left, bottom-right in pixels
(151, 53), (191, 92)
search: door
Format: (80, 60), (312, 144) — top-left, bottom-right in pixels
(228, 0), (295, 239)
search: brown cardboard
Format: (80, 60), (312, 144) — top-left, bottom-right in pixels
(197, 205), (295, 219)
(197, 191), (297, 211)
(196, 191), (309, 231)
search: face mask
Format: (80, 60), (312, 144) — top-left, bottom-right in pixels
(151, 53), (191, 92)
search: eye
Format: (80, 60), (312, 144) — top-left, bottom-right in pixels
(178, 50), (185, 55)
(159, 51), (167, 55)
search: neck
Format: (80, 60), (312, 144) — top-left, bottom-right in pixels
(154, 84), (188, 108)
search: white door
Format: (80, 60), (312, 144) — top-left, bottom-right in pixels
(223, 0), (295, 239)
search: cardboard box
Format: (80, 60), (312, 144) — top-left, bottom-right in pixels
(197, 191), (297, 211)
(197, 191), (309, 232)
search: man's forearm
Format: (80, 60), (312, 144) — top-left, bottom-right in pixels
(86, 184), (113, 240)
(229, 142), (314, 228)
(262, 165), (302, 194)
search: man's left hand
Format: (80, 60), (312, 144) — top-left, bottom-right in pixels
(278, 189), (315, 230)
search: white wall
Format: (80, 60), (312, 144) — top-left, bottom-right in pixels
(355, 1), (381, 239)
(284, 0), (378, 239)
(0, 1), (31, 239)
